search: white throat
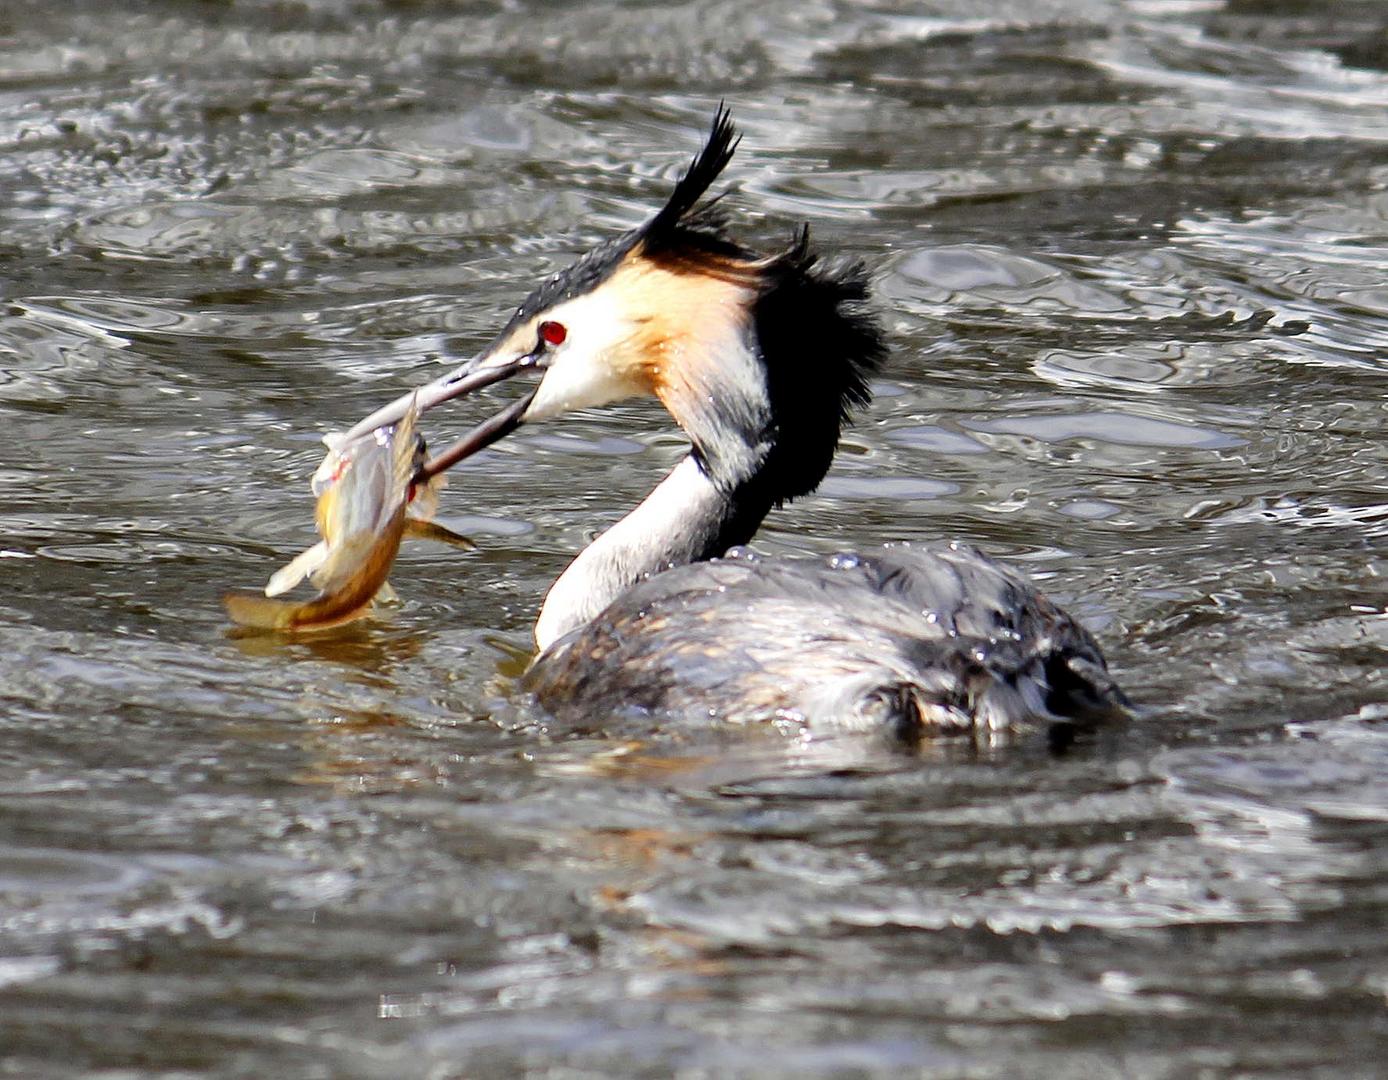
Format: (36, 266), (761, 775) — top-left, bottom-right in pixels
(534, 455), (731, 652)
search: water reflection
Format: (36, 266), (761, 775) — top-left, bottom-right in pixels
(968, 409), (1245, 449)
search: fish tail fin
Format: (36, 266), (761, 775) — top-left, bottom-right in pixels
(224, 592), (299, 630)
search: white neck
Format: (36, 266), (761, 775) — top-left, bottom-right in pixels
(535, 455), (749, 651)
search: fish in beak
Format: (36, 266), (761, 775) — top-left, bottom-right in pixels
(223, 396), (479, 632)
(222, 352), (544, 633)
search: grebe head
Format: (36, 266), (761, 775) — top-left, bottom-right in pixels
(353, 108), (886, 501)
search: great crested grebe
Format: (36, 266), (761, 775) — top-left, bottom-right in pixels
(344, 109), (1129, 739)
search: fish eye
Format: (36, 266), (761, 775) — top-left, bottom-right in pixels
(538, 320), (567, 347)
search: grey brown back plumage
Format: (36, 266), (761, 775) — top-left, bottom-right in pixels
(526, 542), (1127, 738)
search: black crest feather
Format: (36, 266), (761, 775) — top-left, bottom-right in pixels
(487, 107), (743, 348)
(641, 104), (741, 254)
(748, 233), (887, 505)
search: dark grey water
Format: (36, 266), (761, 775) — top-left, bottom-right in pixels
(3, 1), (1388, 1075)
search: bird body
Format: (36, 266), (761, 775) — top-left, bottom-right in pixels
(526, 543), (1126, 738)
(347, 108), (1129, 739)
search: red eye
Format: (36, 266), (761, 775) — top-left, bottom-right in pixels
(538, 320), (567, 346)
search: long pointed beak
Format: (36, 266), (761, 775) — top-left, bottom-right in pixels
(337, 354), (539, 446)
(332, 351), (545, 483)
(417, 386), (537, 481)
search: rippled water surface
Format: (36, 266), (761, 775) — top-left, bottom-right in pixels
(4, 1), (1388, 1075)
